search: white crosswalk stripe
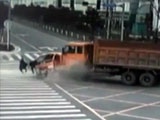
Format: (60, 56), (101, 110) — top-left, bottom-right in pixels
(33, 53), (40, 58)
(0, 52), (44, 62)
(0, 105), (76, 110)
(6, 54), (14, 61)
(14, 53), (22, 60)
(24, 53), (35, 61)
(0, 71), (93, 120)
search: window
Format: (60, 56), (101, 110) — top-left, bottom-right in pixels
(63, 46), (76, 54)
(63, 46), (69, 53)
(77, 46), (83, 54)
(68, 46), (76, 53)
(44, 54), (54, 62)
(75, 0), (83, 4)
(63, 45), (83, 54)
(36, 55), (45, 63)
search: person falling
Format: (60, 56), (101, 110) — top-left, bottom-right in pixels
(19, 57), (27, 73)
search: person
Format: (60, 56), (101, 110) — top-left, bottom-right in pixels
(19, 57), (27, 73)
(29, 60), (38, 74)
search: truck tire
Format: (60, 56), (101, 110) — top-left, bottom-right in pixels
(139, 73), (156, 87)
(121, 71), (137, 86)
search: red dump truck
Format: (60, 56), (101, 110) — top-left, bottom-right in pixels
(35, 39), (160, 87)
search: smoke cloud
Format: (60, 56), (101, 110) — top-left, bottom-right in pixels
(45, 63), (90, 84)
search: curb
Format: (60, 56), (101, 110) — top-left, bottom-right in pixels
(0, 43), (21, 55)
(13, 19), (90, 41)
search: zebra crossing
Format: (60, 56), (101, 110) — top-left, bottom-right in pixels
(0, 52), (44, 62)
(0, 75), (93, 120)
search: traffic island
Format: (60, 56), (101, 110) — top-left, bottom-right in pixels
(0, 44), (15, 51)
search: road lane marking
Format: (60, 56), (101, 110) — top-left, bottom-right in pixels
(0, 88), (52, 90)
(0, 87), (51, 89)
(0, 91), (56, 94)
(65, 119), (92, 120)
(24, 53), (35, 61)
(0, 86), (50, 88)
(0, 109), (81, 114)
(119, 113), (160, 120)
(1, 86), (55, 91)
(0, 62), (19, 65)
(141, 93), (160, 98)
(0, 86), (50, 91)
(107, 98), (144, 105)
(14, 53), (21, 60)
(1, 52), (42, 62)
(102, 101), (160, 118)
(0, 93), (59, 96)
(0, 96), (62, 99)
(33, 53), (40, 58)
(0, 114), (86, 119)
(0, 88), (52, 93)
(0, 105), (76, 110)
(68, 86), (90, 92)
(39, 46), (58, 51)
(83, 90), (144, 102)
(55, 84), (106, 120)
(5, 55), (14, 61)
(72, 93), (94, 98)
(0, 102), (71, 106)
(11, 32), (41, 52)
(117, 101), (160, 114)
(0, 99), (66, 102)
(94, 108), (112, 113)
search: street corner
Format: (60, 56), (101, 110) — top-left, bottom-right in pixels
(0, 43), (21, 54)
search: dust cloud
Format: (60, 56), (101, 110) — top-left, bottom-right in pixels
(45, 63), (90, 84)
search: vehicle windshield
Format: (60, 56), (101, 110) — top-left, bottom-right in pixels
(36, 54), (46, 63)
(36, 54), (54, 62)
(63, 45), (83, 54)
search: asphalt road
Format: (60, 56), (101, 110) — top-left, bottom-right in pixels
(10, 21), (68, 53)
(0, 62), (104, 120)
(45, 71), (160, 120)
(2, 21), (160, 120)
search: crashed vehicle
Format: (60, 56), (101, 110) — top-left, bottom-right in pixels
(34, 39), (160, 87)
(33, 41), (91, 77)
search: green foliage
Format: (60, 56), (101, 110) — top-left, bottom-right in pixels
(0, 2), (9, 28)
(12, 4), (83, 26)
(85, 8), (100, 28)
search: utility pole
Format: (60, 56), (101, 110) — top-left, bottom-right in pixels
(106, 0), (110, 40)
(152, 0), (159, 43)
(57, 0), (62, 8)
(96, 0), (101, 10)
(104, 1), (125, 41)
(7, 0), (11, 50)
(120, 3), (125, 42)
(70, 0), (74, 10)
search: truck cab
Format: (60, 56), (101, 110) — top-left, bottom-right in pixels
(34, 41), (93, 72)
(62, 41), (93, 67)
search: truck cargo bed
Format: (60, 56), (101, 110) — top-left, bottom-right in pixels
(93, 40), (160, 70)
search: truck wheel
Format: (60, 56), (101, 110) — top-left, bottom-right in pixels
(139, 73), (156, 87)
(121, 71), (137, 86)
(83, 73), (91, 81)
